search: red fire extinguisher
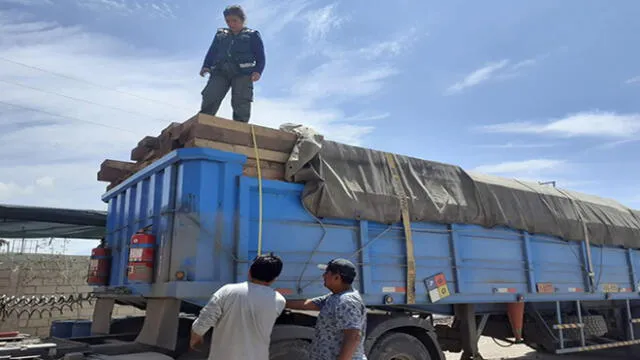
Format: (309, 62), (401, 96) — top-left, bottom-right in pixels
(127, 226), (156, 283)
(88, 238), (111, 286)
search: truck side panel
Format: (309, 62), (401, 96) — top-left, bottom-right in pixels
(101, 148), (640, 310)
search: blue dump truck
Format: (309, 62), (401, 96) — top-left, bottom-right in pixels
(9, 116), (640, 359)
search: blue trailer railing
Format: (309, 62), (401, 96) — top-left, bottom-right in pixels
(101, 147), (640, 312)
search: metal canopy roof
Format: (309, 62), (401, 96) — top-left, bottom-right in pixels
(0, 204), (106, 239)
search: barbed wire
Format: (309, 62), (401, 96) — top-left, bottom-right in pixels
(0, 293), (96, 320)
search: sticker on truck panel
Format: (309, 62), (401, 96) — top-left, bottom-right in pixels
(425, 273), (450, 303)
(602, 283), (620, 293)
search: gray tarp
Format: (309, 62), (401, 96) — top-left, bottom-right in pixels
(281, 125), (640, 249)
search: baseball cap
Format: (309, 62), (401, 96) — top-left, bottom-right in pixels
(317, 258), (357, 283)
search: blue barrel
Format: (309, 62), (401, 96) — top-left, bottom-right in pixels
(50, 320), (74, 338)
(70, 320), (93, 338)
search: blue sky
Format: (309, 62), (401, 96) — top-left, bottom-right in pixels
(1, 0), (640, 253)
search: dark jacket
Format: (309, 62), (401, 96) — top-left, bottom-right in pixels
(202, 27), (266, 75)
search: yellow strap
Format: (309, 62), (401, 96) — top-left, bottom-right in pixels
(384, 152), (416, 304)
(250, 125), (263, 256)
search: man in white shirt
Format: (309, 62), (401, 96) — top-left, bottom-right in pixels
(189, 253), (286, 360)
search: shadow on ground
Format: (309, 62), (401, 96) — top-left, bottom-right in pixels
(445, 337), (640, 360)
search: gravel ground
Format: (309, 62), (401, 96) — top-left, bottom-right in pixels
(443, 336), (640, 360)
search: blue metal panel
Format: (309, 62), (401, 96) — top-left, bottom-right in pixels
(523, 232), (536, 293)
(630, 249), (639, 292)
(357, 221), (372, 295)
(101, 147), (640, 310)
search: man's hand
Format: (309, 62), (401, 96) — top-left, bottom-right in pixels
(190, 331), (203, 351)
(251, 72), (261, 82)
(200, 67), (210, 77)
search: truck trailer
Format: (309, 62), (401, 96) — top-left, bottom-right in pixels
(6, 114), (640, 360)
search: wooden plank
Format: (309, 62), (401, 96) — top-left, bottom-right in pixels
(184, 138), (290, 163)
(179, 113), (298, 153)
(130, 121), (183, 161)
(130, 136), (159, 161)
(245, 158), (285, 172)
(243, 158), (286, 180)
(97, 160), (136, 183)
(197, 113), (297, 141)
(242, 166), (284, 180)
(157, 122), (184, 154)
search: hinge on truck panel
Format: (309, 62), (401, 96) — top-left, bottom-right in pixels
(384, 152), (416, 304)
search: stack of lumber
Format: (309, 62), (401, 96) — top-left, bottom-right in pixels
(97, 113), (306, 190)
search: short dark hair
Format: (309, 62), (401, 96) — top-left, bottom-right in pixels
(249, 253), (283, 282)
(223, 5), (246, 21)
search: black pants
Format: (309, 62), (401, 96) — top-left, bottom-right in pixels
(200, 70), (253, 122)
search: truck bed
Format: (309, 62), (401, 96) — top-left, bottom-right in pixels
(99, 147), (640, 313)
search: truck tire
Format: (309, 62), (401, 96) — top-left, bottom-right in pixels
(269, 339), (310, 360)
(368, 332), (432, 360)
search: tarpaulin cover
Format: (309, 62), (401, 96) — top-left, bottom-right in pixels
(0, 204), (106, 239)
(281, 125), (640, 249)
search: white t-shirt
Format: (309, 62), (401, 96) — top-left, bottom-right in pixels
(192, 281), (286, 360)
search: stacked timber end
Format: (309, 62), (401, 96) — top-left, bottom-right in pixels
(97, 113), (310, 190)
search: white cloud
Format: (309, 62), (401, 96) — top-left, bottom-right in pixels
(470, 159), (576, 187)
(445, 55), (541, 95)
(625, 76), (640, 84)
(480, 111), (640, 138)
(358, 29), (420, 59)
(474, 142), (556, 149)
(290, 29), (421, 104)
(0, 175), (57, 201)
(76, 0), (176, 18)
(304, 3), (346, 43)
(0, 5), (413, 223)
(35, 176), (55, 188)
(293, 60), (398, 101)
(236, 0), (311, 38)
(473, 159), (564, 176)
(1, 0), (52, 5)
(446, 59), (509, 94)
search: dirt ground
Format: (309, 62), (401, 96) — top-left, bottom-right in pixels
(443, 337), (639, 360)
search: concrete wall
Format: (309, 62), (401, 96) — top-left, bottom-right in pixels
(0, 253), (144, 337)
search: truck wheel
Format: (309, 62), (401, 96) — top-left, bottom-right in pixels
(269, 339), (310, 360)
(368, 332), (432, 360)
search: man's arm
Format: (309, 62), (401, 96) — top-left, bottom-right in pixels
(338, 329), (362, 360)
(190, 287), (227, 349)
(201, 34), (220, 71)
(335, 300), (365, 360)
(286, 293), (329, 311)
(285, 299), (320, 311)
(250, 30), (265, 75)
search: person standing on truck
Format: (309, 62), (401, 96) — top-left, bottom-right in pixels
(189, 253), (286, 359)
(199, 4), (265, 123)
(286, 258), (368, 360)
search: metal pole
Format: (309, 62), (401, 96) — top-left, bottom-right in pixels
(626, 299), (635, 340)
(556, 302), (565, 349)
(576, 300), (585, 346)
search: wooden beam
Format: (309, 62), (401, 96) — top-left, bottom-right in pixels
(242, 166), (285, 180)
(184, 138), (291, 163)
(243, 158), (286, 180)
(179, 113), (298, 153)
(130, 136), (159, 161)
(98, 160), (136, 183)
